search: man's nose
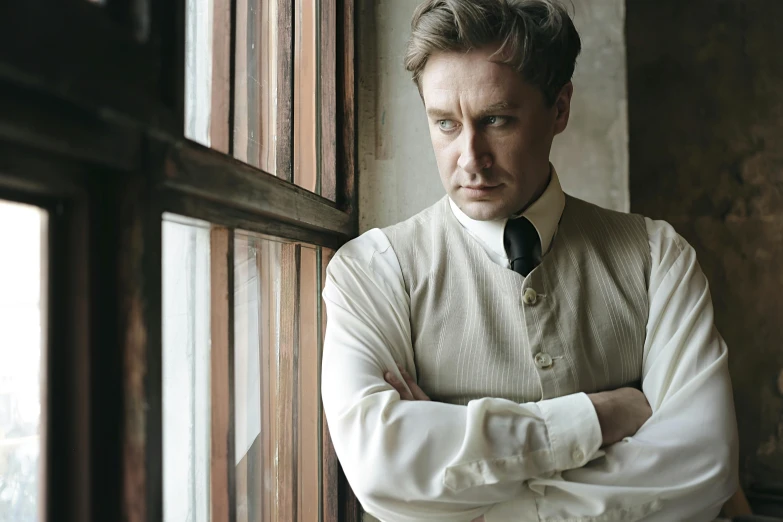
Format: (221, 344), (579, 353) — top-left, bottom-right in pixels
(457, 129), (492, 173)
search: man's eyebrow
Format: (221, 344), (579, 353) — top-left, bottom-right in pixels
(426, 102), (519, 120)
(425, 108), (454, 119)
(479, 101), (518, 115)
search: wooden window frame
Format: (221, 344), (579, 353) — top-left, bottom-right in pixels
(0, 1), (359, 521)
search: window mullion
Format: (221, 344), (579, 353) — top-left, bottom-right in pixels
(210, 226), (237, 522)
(276, 0), (295, 182)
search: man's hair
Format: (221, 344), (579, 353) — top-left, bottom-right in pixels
(405, 0), (581, 106)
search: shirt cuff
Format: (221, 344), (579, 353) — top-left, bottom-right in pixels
(538, 392), (602, 472)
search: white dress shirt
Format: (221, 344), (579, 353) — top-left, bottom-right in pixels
(321, 171), (738, 521)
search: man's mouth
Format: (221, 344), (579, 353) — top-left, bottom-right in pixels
(461, 184), (500, 197)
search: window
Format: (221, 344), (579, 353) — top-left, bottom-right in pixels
(0, 0), (357, 521)
(186, 0), (339, 197)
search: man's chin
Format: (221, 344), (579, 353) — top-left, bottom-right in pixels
(458, 200), (508, 221)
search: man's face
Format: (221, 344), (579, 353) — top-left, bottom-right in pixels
(420, 46), (572, 221)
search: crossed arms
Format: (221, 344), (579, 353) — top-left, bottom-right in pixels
(321, 223), (738, 522)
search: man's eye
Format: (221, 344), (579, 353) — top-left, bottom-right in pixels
(438, 120), (457, 131)
(484, 116), (508, 126)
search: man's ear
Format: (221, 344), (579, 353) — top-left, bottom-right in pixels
(553, 82), (574, 136)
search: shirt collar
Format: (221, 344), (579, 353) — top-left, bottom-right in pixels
(448, 167), (566, 258)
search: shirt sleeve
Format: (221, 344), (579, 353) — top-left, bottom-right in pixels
(321, 229), (603, 522)
(484, 218), (739, 522)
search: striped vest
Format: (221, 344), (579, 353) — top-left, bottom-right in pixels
(383, 195), (652, 404)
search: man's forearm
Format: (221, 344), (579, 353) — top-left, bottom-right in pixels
(325, 361), (603, 521)
(527, 353), (736, 522)
(386, 368), (658, 522)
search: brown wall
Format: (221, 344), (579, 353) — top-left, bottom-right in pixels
(627, 0), (783, 506)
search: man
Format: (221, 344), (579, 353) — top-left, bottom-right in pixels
(321, 0), (738, 520)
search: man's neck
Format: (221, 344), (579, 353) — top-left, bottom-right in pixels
(512, 165), (552, 218)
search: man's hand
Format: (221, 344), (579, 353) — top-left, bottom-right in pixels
(384, 366), (431, 401)
(588, 387), (652, 446)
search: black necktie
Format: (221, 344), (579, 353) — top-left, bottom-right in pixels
(503, 217), (539, 276)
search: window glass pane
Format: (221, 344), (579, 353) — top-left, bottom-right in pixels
(0, 200), (46, 522)
(185, 0), (232, 153)
(233, 231), (321, 521)
(234, 232), (279, 522)
(185, 0), (216, 148)
(234, 0), (279, 173)
(162, 215), (211, 522)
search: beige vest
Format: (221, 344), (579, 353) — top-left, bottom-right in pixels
(383, 195), (651, 405)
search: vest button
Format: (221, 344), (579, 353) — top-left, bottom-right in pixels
(534, 352), (553, 369)
(522, 288), (538, 305)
